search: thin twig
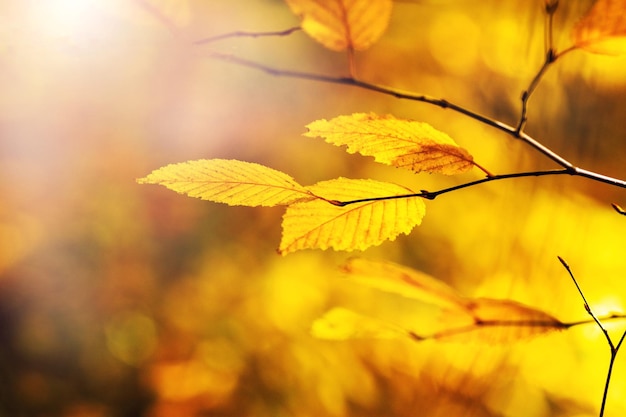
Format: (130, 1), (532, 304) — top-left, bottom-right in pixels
(205, 52), (626, 204)
(407, 313), (626, 342)
(517, 51), (556, 133)
(558, 256), (625, 417)
(328, 169), (571, 206)
(612, 203), (626, 216)
(194, 26), (301, 45)
(516, 0), (560, 132)
(207, 53), (563, 157)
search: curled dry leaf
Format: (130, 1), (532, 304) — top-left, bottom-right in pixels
(284, 0), (393, 51)
(305, 113), (477, 175)
(279, 178), (425, 254)
(137, 159), (313, 207)
(572, 0), (626, 55)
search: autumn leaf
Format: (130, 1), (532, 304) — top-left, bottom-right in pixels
(284, 0), (392, 51)
(279, 178), (425, 254)
(341, 258), (467, 311)
(432, 298), (567, 343)
(572, 0), (626, 55)
(312, 259), (567, 343)
(305, 113), (478, 175)
(137, 159), (313, 207)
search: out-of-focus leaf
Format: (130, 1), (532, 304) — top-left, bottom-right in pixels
(305, 113), (476, 175)
(311, 307), (406, 340)
(279, 178), (425, 254)
(313, 259), (567, 344)
(572, 0), (626, 55)
(434, 298), (567, 343)
(284, 0), (393, 51)
(341, 258), (467, 311)
(137, 159), (313, 207)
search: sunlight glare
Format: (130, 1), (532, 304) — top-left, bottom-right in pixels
(35, 0), (104, 40)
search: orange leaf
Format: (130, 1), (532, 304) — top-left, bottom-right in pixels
(137, 159), (313, 207)
(284, 0), (392, 51)
(279, 178), (425, 254)
(573, 0), (626, 55)
(305, 113), (476, 175)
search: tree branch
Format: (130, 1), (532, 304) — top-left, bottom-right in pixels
(206, 52), (626, 196)
(328, 169), (572, 206)
(559, 256), (626, 417)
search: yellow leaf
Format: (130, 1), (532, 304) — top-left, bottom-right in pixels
(284, 0), (392, 51)
(279, 178), (425, 254)
(305, 113), (476, 175)
(435, 298), (566, 343)
(312, 259), (567, 344)
(341, 258), (467, 311)
(137, 159), (313, 207)
(573, 0), (626, 55)
(311, 307), (406, 340)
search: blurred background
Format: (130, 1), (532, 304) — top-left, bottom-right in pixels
(2, 0), (626, 416)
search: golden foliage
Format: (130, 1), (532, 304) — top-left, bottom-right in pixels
(284, 0), (393, 51)
(279, 178), (425, 254)
(340, 258), (464, 310)
(305, 113), (478, 175)
(312, 259), (566, 343)
(136, 159), (313, 207)
(139, 161), (427, 254)
(10, 0), (626, 415)
(573, 0), (626, 55)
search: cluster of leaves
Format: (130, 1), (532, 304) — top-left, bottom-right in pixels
(139, 0), (626, 255)
(137, 0), (626, 414)
(137, 113), (482, 254)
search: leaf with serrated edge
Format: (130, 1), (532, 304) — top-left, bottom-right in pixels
(137, 159), (313, 207)
(342, 258), (467, 311)
(279, 178), (425, 254)
(305, 113), (475, 175)
(311, 307), (406, 340)
(284, 0), (392, 51)
(573, 0), (626, 55)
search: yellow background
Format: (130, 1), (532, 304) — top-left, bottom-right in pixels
(2, 0), (626, 416)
